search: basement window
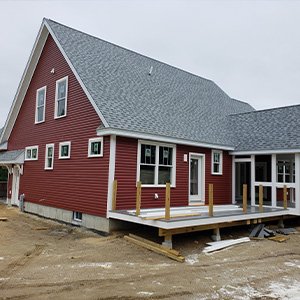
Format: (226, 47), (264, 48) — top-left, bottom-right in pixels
(211, 150), (223, 175)
(25, 146), (39, 161)
(138, 141), (176, 186)
(73, 211), (82, 222)
(55, 76), (68, 118)
(45, 144), (54, 170)
(59, 141), (71, 159)
(88, 137), (103, 157)
(35, 86), (46, 123)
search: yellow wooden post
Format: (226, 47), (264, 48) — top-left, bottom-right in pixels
(209, 184), (214, 217)
(259, 184), (263, 212)
(136, 181), (142, 216)
(283, 185), (288, 210)
(112, 180), (118, 210)
(243, 184), (247, 213)
(165, 183), (171, 220)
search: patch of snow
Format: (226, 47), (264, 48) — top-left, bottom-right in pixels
(267, 280), (300, 299)
(186, 254), (199, 265)
(73, 262), (112, 269)
(137, 291), (154, 296)
(0, 278), (9, 281)
(284, 260), (300, 269)
(152, 280), (162, 285)
(0, 257), (4, 260)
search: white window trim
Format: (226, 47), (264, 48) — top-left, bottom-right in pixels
(54, 76), (68, 119)
(136, 140), (176, 187)
(25, 145), (39, 161)
(59, 141), (71, 159)
(88, 137), (103, 157)
(211, 149), (223, 175)
(45, 143), (54, 170)
(72, 211), (82, 222)
(35, 86), (46, 124)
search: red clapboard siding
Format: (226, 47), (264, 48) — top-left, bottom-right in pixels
(114, 137), (232, 210)
(8, 35), (109, 217)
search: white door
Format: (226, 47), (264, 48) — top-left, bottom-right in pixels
(189, 154), (205, 204)
(11, 166), (20, 206)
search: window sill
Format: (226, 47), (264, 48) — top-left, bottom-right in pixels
(54, 114), (67, 120)
(25, 159), (38, 161)
(88, 155), (103, 158)
(59, 157), (70, 160)
(34, 120), (45, 125)
(211, 172), (223, 176)
(44, 168), (54, 171)
(138, 184), (176, 188)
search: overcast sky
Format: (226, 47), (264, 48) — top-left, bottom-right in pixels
(0, 0), (300, 128)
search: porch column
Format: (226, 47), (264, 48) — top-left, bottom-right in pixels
(250, 155), (255, 206)
(271, 154), (277, 207)
(295, 153), (300, 214)
(232, 156), (235, 204)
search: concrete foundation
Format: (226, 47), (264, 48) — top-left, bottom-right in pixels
(24, 201), (121, 233)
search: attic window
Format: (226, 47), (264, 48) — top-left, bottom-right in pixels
(35, 86), (46, 123)
(55, 77), (68, 118)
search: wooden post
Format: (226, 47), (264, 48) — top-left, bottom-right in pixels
(136, 181), (142, 216)
(259, 184), (263, 212)
(243, 184), (247, 213)
(283, 185), (288, 210)
(112, 180), (118, 210)
(209, 184), (213, 217)
(165, 182), (171, 220)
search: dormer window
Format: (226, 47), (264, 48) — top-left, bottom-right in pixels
(55, 77), (68, 118)
(35, 86), (46, 123)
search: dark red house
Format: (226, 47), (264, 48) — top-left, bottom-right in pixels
(0, 19), (299, 234)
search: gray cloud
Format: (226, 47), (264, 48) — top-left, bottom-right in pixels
(0, 0), (299, 128)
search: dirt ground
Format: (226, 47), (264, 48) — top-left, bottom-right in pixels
(0, 203), (300, 300)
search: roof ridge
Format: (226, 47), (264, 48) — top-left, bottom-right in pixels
(46, 18), (214, 84)
(229, 103), (300, 117)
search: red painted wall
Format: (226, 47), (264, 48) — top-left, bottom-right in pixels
(8, 35), (109, 217)
(114, 137), (232, 210)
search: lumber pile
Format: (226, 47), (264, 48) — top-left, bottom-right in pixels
(202, 237), (250, 253)
(124, 234), (185, 263)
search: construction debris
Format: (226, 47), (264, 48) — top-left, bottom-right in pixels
(249, 224), (276, 239)
(0, 217), (8, 222)
(276, 228), (297, 235)
(203, 237), (250, 253)
(124, 234), (185, 263)
(268, 235), (290, 243)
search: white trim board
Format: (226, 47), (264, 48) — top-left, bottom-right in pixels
(231, 149), (300, 155)
(97, 128), (234, 151)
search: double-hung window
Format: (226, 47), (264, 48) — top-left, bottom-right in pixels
(211, 150), (223, 175)
(55, 77), (68, 118)
(59, 141), (71, 159)
(35, 86), (46, 123)
(45, 144), (54, 170)
(138, 141), (176, 186)
(25, 146), (39, 161)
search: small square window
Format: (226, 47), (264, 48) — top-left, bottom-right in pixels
(88, 137), (103, 157)
(73, 211), (82, 222)
(25, 146), (39, 161)
(59, 141), (71, 159)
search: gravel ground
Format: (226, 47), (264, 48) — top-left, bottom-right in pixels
(0, 203), (299, 300)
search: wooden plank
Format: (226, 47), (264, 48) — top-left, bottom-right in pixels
(209, 184), (213, 217)
(203, 237), (250, 253)
(111, 180), (118, 211)
(142, 212), (201, 221)
(128, 234), (180, 256)
(259, 184), (263, 212)
(165, 183), (171, 220)
(136, 181), (142, 216)
(268, 235), (289, 243)
(124, 235), (185, 263)
(243, 184), (247, 213)
(0, 217), (8, 222)
(283, 185), (288, 210)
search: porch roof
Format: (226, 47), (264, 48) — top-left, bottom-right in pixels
(229, 104), (300, 153)
(0, 150), (24, 165)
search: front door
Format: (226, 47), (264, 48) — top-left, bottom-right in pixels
(189, 154), (205, 204)
(11, 166), (20, 206)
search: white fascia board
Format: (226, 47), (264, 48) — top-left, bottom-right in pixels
(44, 20), (109, 128)
(231, 149), (300, 155)
(97, 128), (234, 151)
(0, 21), (49, 144)
(0, 142), (8, 150)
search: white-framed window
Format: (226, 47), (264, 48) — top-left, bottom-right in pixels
(73, 211), (82, 222)
(55, 76), (68, 118)
(277, 160), (295, 183)
(45, 143), (54, 170)
(35, 86), (46, 123)
(25, 146), (39, 161)
(137, 140), (176, 187)
(59, 141), (71, 159)
(88, 137), (103, 157)
(211, 150), (223, 175)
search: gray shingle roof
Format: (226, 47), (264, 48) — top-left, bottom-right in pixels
(0, 150), (24, 163)
(46, 19), (254, 148)
(229, 105), (300, 152)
